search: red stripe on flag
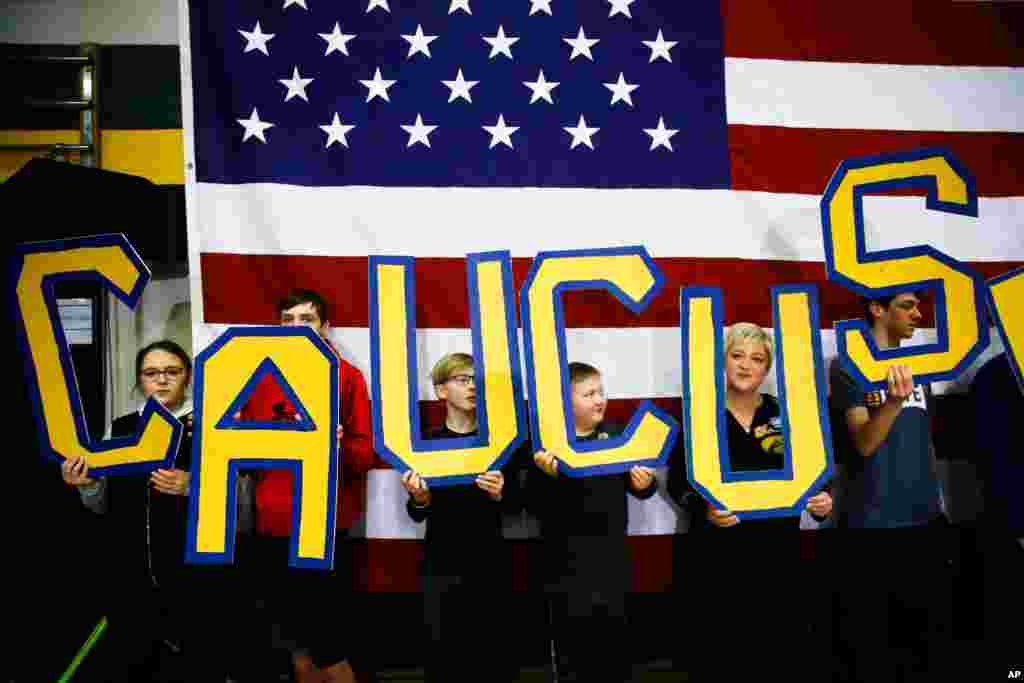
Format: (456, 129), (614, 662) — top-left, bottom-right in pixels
(201, 254), (1021, 329)
(721, 1), (1024, 67)
(729, 126), (1024, 197)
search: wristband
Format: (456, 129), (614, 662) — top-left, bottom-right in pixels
(80, 480), (103, 496)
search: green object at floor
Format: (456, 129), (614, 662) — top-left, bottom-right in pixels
(58, 616), (108, 683)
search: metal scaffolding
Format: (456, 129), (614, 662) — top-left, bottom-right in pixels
(1, 44), (102, 168)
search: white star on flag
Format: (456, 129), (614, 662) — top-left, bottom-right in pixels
(483, 26), (519, 60)
(642, 30), (677, 63)
(643, 116), (679, 151)
(523, 69), (559, 104)
(564, 115), (599, 150)
(529, 0), (554, 16)
(359, 68), (397, 102)
(237, 108), (274, 143)
(279, 66), (314, 102)
(482, 114), (519, 149)
(608, 0), (635, 18)
(564, 27), (599, 61)
(319, 23), (356, 56)
(402, 24), (438, 59)
(442, 68), (479, 103)
(282, 0), (307, 9)
(320, 113), (355, 148)
(449, 0), (472, 15)
(366, 0), (390, 13)
(604, 72), (638, 107)
(238, 22), (275, 55)
(401, 114), (438, 148)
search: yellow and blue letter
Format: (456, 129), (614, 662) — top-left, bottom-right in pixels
(521, 246), (679, 475)
(681, 286), (833, 517)
(986, 266), (1024, 393)
(14, 234), (181, 475)
(821, 148), (988, 388)
(186, 326), (338, 569)
(369, 252), (526, 485)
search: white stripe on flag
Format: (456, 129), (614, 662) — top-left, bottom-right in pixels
(195, 324), (1005, 398)
(195, 184), (1024, 262)
(725, 59), (1024, 132)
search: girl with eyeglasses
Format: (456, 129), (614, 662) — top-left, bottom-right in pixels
(60, 339), (233, 680)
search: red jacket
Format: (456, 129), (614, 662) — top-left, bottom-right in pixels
(241, 350), (375, 536)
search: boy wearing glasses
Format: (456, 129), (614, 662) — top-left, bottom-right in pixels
(400, 352), (519, 683)
(529, 362), (657, 683)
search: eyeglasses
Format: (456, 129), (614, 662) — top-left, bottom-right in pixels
(140, 367), (186, 381)
(447, 374), (476, 387)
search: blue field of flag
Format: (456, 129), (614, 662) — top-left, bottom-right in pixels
(188, 0), (730, 189)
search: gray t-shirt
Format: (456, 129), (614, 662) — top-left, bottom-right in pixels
(829, 359), (943, 528)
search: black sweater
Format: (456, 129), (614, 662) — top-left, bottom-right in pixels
(668, 394), (807, 533)
(105, 410), (193, 589)
(527, 423), (658, 593)
(405, 424), (524, 579)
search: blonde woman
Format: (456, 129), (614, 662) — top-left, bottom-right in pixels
(668, 323), (832, 679)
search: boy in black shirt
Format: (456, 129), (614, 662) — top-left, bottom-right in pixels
(400, 352), (518, 682)
(530, 362), (658, 682)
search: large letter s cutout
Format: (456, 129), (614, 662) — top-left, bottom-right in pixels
(14, 235), (180, 474)
(821, 149), (989, 388)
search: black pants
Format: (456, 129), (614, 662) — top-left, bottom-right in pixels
(981, 529), (1024, 670)
(546, 587), (632, 683)
(421, 573), (517, 683)
(76, 581), (163, 682)
(682, 531), (809, 681)
(241, 533), (352, 671)
(74, 564), (243, 682)
(835, 518), (955, 682)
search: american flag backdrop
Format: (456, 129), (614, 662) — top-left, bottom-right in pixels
(181, 1), (1024, 588)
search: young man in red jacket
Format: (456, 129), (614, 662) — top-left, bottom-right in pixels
(241, 288), (374, 683)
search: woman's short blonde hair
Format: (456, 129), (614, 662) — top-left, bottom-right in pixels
(724, 322), (773, 371)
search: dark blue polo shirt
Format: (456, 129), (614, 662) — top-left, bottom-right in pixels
(829, 359), (943, 528)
